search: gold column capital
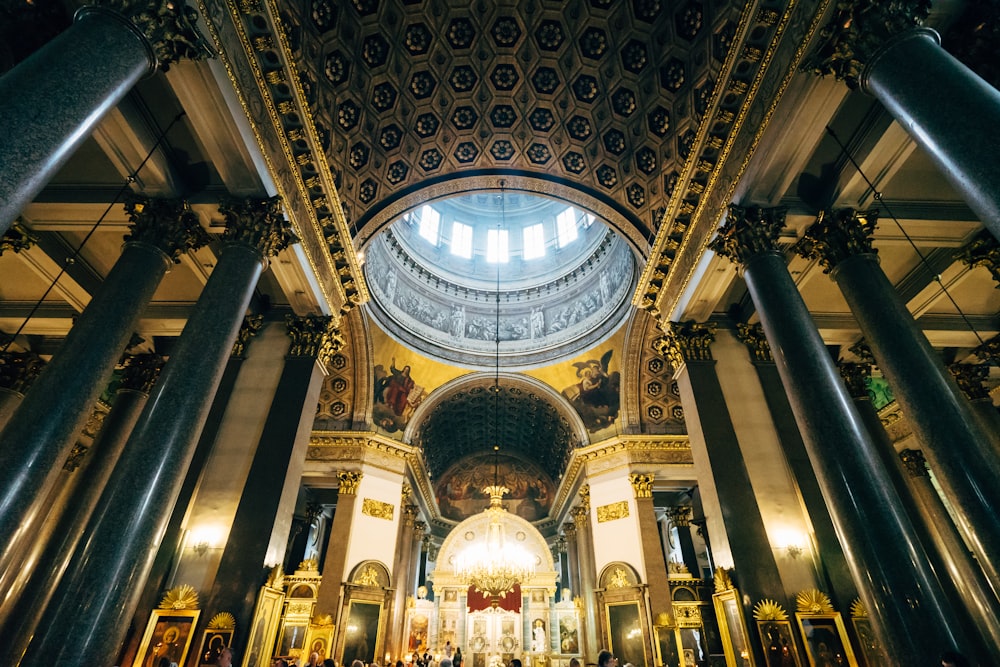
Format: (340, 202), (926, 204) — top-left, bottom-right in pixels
(665, 506), (692, 528)
(949, 364), (991, 401)
(956, 229), (1000, 284)
(232, 314), (265, 358)
(838, 362), (872, 400)
(402, 503), (418, 527)
(562, 521), (577, 537)
(103, 0), (216, 70)
(794, 209), (879, 272)
(118, 353), (165, 394)
(337, 470), (363, 495)
(219, 195), (299, 259)
(401, 482), (412, 501)
(123, 196), (212, 262)
(735, 323), (772, 363)
(652, 321), (716, 369)
(0, 220), (38, 255)
(709, 204), (786, 267)
(578, 484), (590, 511)
(629, 473), (654, 499)
(0, 351), (45, 394)
(285, 314), (344, 364)
(899, 448), (929, 478)
(413, 520), (427, 539)
(569, 505), (589, 528)
(801, 0), (931, 87)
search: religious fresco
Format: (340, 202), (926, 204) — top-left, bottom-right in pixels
(373, 359), (427, 433)
(560, 349), (621, 433)
(434, 453), (555, 522)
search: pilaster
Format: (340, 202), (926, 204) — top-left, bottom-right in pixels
(315, 471), (363, 618)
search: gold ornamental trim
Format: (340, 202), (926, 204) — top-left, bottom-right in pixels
(355, 565), (381, 587)
(752, 599), (789, 621)
(713, 567), (734, 592)
(629, 473), (654, 498)
(607, 567), (632, 589)
(208, 612), (237, 629)
(596, 500), (630, 523)
(849, 598), (867, 618)
(159, 584), (200, 610)
(361, 497), (394, 520)
(796, 588), (835, 614)
(265, 565), (285, 590)
(338, 471), (363, 495)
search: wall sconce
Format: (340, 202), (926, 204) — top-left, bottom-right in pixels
(193, 541), (211, 557)
(774, 528), (805, 560)
(784, 544), (804, 559)
(190, 526), (222, 557)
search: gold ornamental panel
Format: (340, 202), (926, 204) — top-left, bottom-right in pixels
(596, 500), (630, 523)
(361, 498), (394, 520)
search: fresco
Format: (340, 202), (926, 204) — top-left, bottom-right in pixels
(561, 349), (620, 432)
(434, 453), (555, 522)
(373, 359), (427, 433)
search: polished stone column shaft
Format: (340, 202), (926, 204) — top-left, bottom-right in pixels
(315, 471), (363, 618)
(711, 205), (970, 663)
(571, 500), (599, 661)
(860, 29), (1000, 239)
(0, 354), (162, 665)
(21, 197), (294, 665)
(0, 198), (206, 592)
(811, 238), (1000, 592)
(390, 501), (418, 657)
(630, 475), (674, 624)
(563, 521), (581, 600)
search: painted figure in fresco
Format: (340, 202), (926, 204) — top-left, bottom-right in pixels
(383, 360), (414, 416)
(562, 350), (620, 432)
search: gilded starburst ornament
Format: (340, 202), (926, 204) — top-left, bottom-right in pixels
(796, 588), (834, 614)
(159, 584), (200, 610)
(850, 598), (868, 618)
(266, 564), (285, 589)
(752, 599), (789, 621)
(208, 612), (236, 629)
(713, 567), (734, 592)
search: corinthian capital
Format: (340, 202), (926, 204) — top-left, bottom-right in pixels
(219, 196), (299, 260)
(97, 0), (216, 71)
(794, 209), (879, 273)
(709, 205), (786, 267)
(0, 351), (45, 393)
(629, 473), (654, 499)
(337, 471), (363, 495)
(232, 314), (265, 358)
(578, 484), (590, 511)
(118, 353), (165, 394)
(123, 196), (212, 262)
(838, 362), (872, 400)
(899, 448), (929, 478)
(735, 323), (772, 363)
(285, 314), (344, 365)
(0, 220), (38, 256)
(956, 230), (1000, 286)
(665, 506), (692, 528)
(948, 364), (991, 401)
(652, 321), (716, 370)
(801, 0), (931, 87)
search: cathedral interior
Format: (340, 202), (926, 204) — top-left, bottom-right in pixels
(1, 0), (1000, 666)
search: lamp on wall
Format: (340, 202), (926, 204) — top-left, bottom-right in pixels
(453, 183), (535, 606)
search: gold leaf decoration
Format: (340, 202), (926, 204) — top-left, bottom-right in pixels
(796, 588), (834, 614)
(313, 613), (335, 626)
(208, 612), (236, 629)
(713, 567), (734, 592)
(850, 598), (867, 618)
(266, 565), (285, 590)
(159, 584), (199, 610)
(752, 599), (788, 621)
(654, 612), (675, 628)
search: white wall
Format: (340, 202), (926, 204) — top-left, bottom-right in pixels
(344, 465), (405, 577)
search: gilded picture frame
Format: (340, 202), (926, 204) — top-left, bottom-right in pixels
(343, 600), (383, 665)
(605, 601), (647, 667)
(794, 613), (858, 667)
(197, 627), (235, 667)
(712, 589), (753, 667)
(132, 609), (200, 667)
(755, 620), (801, 667)
(244, 587), (284, 667)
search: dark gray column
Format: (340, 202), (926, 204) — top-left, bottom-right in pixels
(203, 314), (338, 660)
(570, 493), (599, 663)
(120, 316), (263, 667)
(796, 209), (1000, 593)
(803, 2), (1000, 239)
(19, 196), (297, 665)
(390, 499), (418, 657)
(0, 352), (44, 430)
(664, 507), (700, 583)
(0, 2), (212, 230)
(949, 364), (1000, 451)
(0, 197), (208, 595)
(656, 323), (785, 612)
(629, 474), (674, 625)
(734, 323), (858, 612)
(563, 521), (582, 600)
(710, 204), (971, 664)
(0, 353), (163, 665)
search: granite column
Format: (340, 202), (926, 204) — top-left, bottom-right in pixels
(0, 197), (209, 598)
(19, 196), (297, 665)
(315, 471), (363, 619)
(710, 204), (971, 664)
(570, 490), (599, 663)
(628, 474), (673, 624)
(0, 2), (212, 230)
(797, 209), (1000, 592)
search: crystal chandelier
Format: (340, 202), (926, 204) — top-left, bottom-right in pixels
(453, 183), (535, 607)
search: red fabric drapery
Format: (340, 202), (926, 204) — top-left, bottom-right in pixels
(467, 583), (522, 613)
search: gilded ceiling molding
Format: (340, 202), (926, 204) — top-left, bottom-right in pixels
(735, 322), (772, 363)
(948, 364), (991, 401)
(794, 208), (880, 272)
(838, 362), (872, 401)
(285, 314), (344, 365)
(800, 0), (931, 87)
(336, 471), (362, 495)
(955, 230), (1000, 285)
(652, 321), (717, 372)
(639, 0), (834, 319)
(629, 473), (654, 499)
(195, 0), (367, 313)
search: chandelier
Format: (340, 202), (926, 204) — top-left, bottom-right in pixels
(453, 183), (535, 607)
